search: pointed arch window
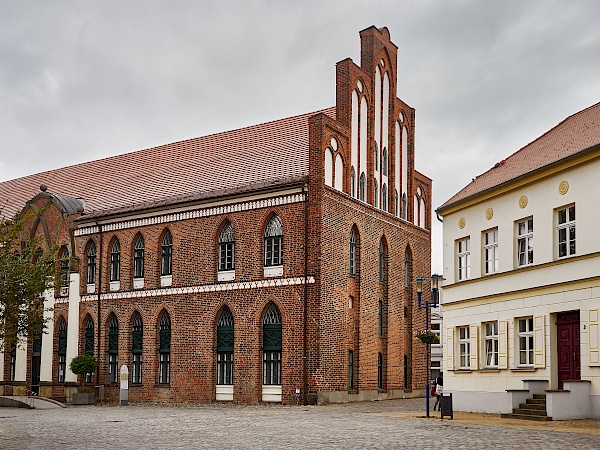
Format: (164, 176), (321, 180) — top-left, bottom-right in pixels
(161, 230), (173, 277)
(218, 222), (235, 272)
(263, 304), (282, 385)
(351, 167), (356, 198)
(402, 193), (407, 220)
(359, 173), (366, 202)
(349, 229), (357, 276)
(57, 318), (67, 383)
(84, 316), (94, 383)
(159, 311), (171, 384)
(108, 314), (119, 383)
(110, 239), (121, 282)
(132, 312), (143, 384)
(404, 249), (412, 288)
(133, 235), (145, 279)
(374, 180), (379, 208)
(59, 247), (69, 296)
(379, 239), (387, 282)
(264, 215), (283, 268)
(382, 148), (388, 176)
(86, 242), (96, 285)
(217, 307), (234, 386)
(395, 189), (399, 217)
(374, 143), (379, 171)
(382, 184), (388, 212)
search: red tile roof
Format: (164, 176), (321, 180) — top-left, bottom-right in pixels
(0, 108), (335, 220)
(438, 102), (600, 212)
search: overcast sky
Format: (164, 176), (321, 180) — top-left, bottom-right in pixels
(2, 1), (599, 272)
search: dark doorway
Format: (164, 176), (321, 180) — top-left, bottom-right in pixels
(557, 311), (580, 390)
(31, 332), (43, 395)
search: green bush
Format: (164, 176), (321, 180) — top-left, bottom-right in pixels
(69, 354), (99, 377)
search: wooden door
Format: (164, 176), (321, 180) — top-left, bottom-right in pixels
(557, 311), (580, 390)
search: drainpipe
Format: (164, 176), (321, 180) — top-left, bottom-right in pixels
(94, 220), (102, 384)
(303, 182), (309, 405)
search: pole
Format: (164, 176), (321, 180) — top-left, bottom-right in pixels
(425, 301), (430, 418)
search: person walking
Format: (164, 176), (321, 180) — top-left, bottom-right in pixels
(433, 372), (443, 411)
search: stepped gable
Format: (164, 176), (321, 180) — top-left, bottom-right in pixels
(0, 107), (336, 219)
(439, 102), (600, 211)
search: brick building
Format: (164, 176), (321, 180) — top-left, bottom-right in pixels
(0, 26), (432, 404)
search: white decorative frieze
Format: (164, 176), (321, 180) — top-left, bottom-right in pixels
(81, 276), (315, 301)
(74, 193), (306, 237)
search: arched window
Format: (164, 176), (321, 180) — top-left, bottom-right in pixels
(379, 239), (387, 282)
(382, 184), (388, 212)
(218, 222), (235, 272)
(324, 148), (333, 187)
(359, 173), (366, 201)
(402, 193), (407, 220)
(132, 312), (143, 384)
(86, 242), (96, 285)
(374, 180), (379, 208)
(264, 215), (283, 267)
(159, 311), (171, 384)
(161, 230), (173, 277)
(84, 316), (94, 383)
(217, 307), (234, 386)
(263, 304), (282, 386)
(133, 235), (144, 279)
(349, 229), (357, 276)
(57, 318), (67, 383)
(374, 142), (379, 171)
(110, 239), (121, 282)
(351, 167), (356, 198)
(404, 247), (412, 288)
(382, 148), (388, 176)
(334, 154), (343, 191)
(108, 314), (119, 383)
(59, 247), (69, 296)
(395, 189), (399, 217)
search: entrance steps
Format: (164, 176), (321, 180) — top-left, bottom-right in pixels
(501, 394), (552, 421)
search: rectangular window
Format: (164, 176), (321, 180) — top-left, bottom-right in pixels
(457, 238), (470, 280)
(264, 236), (283, 267)
(348, 350), (354, 389)
(485, 322), (499, 368)
(557, 205), (575, 258)
(458, 326), (470, 369)
(219, 242), (234, 272)
(431, 323), (441, 345)
(517, 218), (533, 267)
(159, 353), (170, 384)
(132, 354), (142, 384)
(110, 251), (120, 281)
(518, 317), (534, 367)
(483, 228), (498, 274)
(377, 353), (383, 389)
(109, 354), (118, 383)
(217, 352), (233, 385)
(57, 355), (66, 383)
(133, 248), (144, 279)
(263, 351), (281, 385)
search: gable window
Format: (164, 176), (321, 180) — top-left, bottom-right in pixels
(348, 350), (354, 390)
(374, 180), (379, 208)
(264, 215), (283, 272)
(57, 318), (67, 383)
(133, 235), (145, 279)
(458, 326), (470, 369)
(86, 242), (96, 286)
(217, 307), (234, 386)
(557, 205), (575, 258)
(218, 222), (235, 272)
(263, 304), (282, 386)
(483, 228), (498, 275)
(382, 184), (388, 211)
(351, 167), (356, 198)
(518, 317), (534, 367)
(395, 189), (399, 217)
(132, 312), (143, 384)
(59, 247), (69, 296)
(374, 143), (379, 171)
(110, 239), (121, 283)
(517, 218), (533, 267)
(349, 230), (357, 276)
(159, 311), (171, 385)
(84, 316), (94, 383)
(161, 230), (173, 276)
(359, 173), (366, 201)
(457, 237), (470, 281)
(108, 314), (119, 383)
(382, 148), (388, 176)
(379, 240), (387, 282)
(404, 249), (412, 288)
(402, 193), (407, 220)
(485, 322), (499, 368)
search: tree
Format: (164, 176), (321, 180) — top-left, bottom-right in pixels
(0, 210), (57, 348)
(70, 354), (99, 385)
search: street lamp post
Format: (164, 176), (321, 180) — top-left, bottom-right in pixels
(415, 274), (442, 418)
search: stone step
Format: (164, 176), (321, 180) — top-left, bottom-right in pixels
(533, 394), (546, 400)
(513, 407), (548, 416)
(519, 402), (546, 410)
(501, 413), (552, 421)
(526, 398), (546, 405)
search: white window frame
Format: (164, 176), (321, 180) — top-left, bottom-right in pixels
(431, 322), (441, 346)
(457, 237), (470, 281)
(484, 322), (499, 368)
(516, 218), (533, 267)
(517, 317), (534, 367)
(557, 205), (575, 258)
(483, 228), (498, 275)
(458, 326), (470, 369)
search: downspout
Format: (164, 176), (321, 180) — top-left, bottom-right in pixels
(303, 182), (309, 405)
(95, 220), (102, 384)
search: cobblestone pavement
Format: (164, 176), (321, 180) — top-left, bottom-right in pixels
(0, 398), (599, 449)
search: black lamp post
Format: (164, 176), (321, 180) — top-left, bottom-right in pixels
(415, 274), (443, 418)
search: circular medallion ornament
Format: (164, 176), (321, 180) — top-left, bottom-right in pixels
(486, 208), (494, 220)
(559, 181), (569, 195)
(458, 217), (466, 229)
(519, 196), (528, 209)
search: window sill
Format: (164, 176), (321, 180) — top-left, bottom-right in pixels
(109, 281), (120, 291)
(454, 369), (472, 373)
(511, 367), (536, 372)
(481, 368), (500, 372)
(218, 270), (235, 282)
(155, 384), (171, 388)
(264, 266), (283, 278)
(133, 278), (145, 289)
(160, 275), (172, 287)
(86, 284), (95, 294)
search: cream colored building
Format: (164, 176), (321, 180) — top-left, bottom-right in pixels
(437, 102), (600, 420)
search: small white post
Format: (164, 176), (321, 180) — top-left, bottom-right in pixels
(120, 365), (129, 406)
